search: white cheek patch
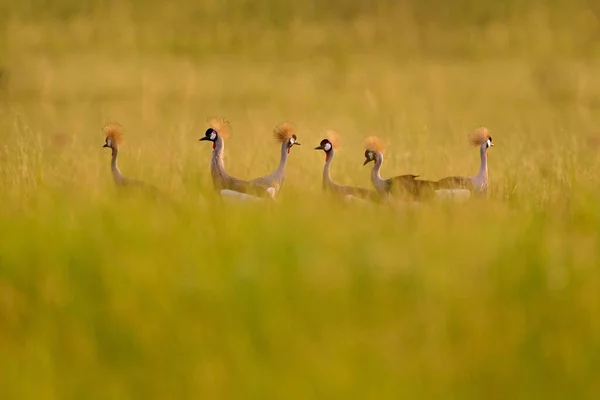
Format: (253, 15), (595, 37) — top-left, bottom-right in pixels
(487, 139), (491, 147)
(210, 132), (217, 141)
(324, 143), (332, 151)
(369, 152), (373, 160)
(289, 138), (295, 145)
(106, 139), (112, 147)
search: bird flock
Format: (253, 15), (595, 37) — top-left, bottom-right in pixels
(102, 118), (494, 205)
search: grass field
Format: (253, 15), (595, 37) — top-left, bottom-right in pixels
(2, 0), (600, 398)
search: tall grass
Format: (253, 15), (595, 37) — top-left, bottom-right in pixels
(1, 0), (600, 398)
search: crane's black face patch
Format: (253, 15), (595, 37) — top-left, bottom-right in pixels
(315, 139), (334, 160)
(199, 128), (218, 148)
(363, 150), (376, 165)
(206, 128), (217, 141)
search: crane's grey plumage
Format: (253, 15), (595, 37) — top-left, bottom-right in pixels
(435, 127), (494, 195)
(246, 122), (300, 196)
(102, 123), (164, 197)
(314, 134), (380, 202)
(220, 188), (276, 203)
(362, 136), (439, 201)
(199, 118), (275, 199)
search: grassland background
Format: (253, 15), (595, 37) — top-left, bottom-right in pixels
(1, 0), (600, 398)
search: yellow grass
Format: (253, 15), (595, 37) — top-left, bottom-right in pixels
(1, 1), (600, 398)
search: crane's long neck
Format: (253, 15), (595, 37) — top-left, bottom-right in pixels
(322, 150), (334, 190)
(371, 153), (385, 191)
(274, 141), (289, 178)
(211, 138), (227, 187)
(476, 146), (488, 182)
(111, 146), (124, 182)
(470, 145), (489, 193)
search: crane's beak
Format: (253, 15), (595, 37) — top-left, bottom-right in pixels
(199, 137), (209, 141)
(102, 144), (109, 148)
(314, 145), (324, 150)
(363, 158), (373, 166)
(293, 142), (301, 146)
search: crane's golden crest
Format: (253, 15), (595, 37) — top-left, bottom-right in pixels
(325, 129), (341, 149)
(208, 117), (231, 139)
(102, 123), (124, 144)
(362, 135), (385, 153)
(469, 127), (491, 146)
(273, 122), (295, 144)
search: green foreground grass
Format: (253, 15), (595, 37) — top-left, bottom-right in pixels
(2, 1), (600, 398)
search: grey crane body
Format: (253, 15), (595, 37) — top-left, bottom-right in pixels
(435, 135), (493, 195)
(248, 138), (294, 196)
(208, 135), (255, 194)
(315, 139), (380, 202)
(200, 127), (285, 199)
(103, 133), (164, 199)
(364, 150), (438, 201)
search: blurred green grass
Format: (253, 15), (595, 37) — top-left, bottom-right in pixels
(1, 0), (600, 398)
